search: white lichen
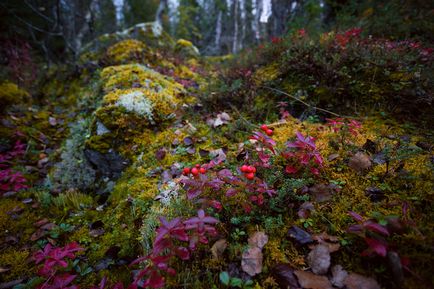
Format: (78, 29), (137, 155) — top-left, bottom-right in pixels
(116, 90), (154, 122)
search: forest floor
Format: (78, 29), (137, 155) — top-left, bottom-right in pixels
(0, 25), (433, 289)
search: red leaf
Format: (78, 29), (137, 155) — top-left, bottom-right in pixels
(285, 166), (298, 174)
(365, 238), (387, 257)
(364, 221), (389, 236)
(348, 211), (364, 223)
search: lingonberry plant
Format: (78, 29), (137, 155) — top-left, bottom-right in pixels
(0, 140), (28, 194)
(32, 242), (84, 289)
(129, 210), (218, 289)
(283, 132), (323, 176)
(347, 211), (390, 257)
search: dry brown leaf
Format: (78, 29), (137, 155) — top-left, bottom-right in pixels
(241, 247), (263, 276)
(211, 239), (227, 260)
(248, 231), (268, 249)
(307, 244), (331, 275)
(294, 270), (333, 289)
(331, 265), (348, 288)
(343, 273), (381, 289)
(349, 152), (372, 172)
(311, 232), (340, 253)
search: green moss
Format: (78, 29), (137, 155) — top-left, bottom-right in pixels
(85, 135), (113, 153)
(0, 81), (29, 109)
(0, 248), (34, 281)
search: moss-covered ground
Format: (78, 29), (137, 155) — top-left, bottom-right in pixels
(0, 26), (432, 289)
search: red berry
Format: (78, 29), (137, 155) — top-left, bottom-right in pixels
(183, 167), (191, 175)
(265, 129), (273, 136)
(241, 165), (249, 172)
(191, 167), (199, 176)
(245, 172), (255, 180)
(248, 166), (256, 173)
(260, 124), (268, 131)
(195, 164), (201, 168)
(199, 167), (206, 174)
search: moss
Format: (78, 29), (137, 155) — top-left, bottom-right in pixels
(100, 64), (184, 94)
(175, 39), (200, 58)
(0, 248), (34, 281)
(0, 81), (30, 110)
(52, 190), (94, 210)
(106, 39), (150, 64)
(85, 134), (113, 153)
(253, 63), (280, 85)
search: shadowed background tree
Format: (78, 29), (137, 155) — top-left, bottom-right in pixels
(0, 0), (433, 84)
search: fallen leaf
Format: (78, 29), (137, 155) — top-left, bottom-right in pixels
(327, 153), (340, 161)
(287, 226), (313, 245)
(343, 273), (381, 289)
(307, 244), (331, 275)
(297, 202), (314, 219)
(33, 218), (49, 227)
(155, 148), (167, 160)
(89, 228), (105, 238)
(349, 152), (372, 173)
(30, 229), (46, 241)
(387, 252), (404, 285)
(211, 239), (227, 260)
(272, 264), (300, 289)
(48, 117), (57, 126)
(294, 270), (333, 289)
(330, 265), (348, 288)
(362, 139), (377, 154)
(40, 223), (57, 231)
(311, 232), (340, 253)
(183, 137), (194, 146)
(248, 232), (268, 249)
(309, 183), (335, 202)
(241, 247), (263, 276)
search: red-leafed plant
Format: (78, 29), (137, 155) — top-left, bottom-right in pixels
(0, 140), (28, 195)
(283, 132), (323, 176)
(32, 242), (84, 289)
(129, 210), (218, 288)
(347, 211), (390, 257)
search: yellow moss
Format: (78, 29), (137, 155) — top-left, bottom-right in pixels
(100, 64), (184, 95)
(0, 81), (29, 109)
(0, 248), (33, 281)
(263, 239), (288, 265)
(106, 39), (150, 64)
(175, 39), (200, 58)
(253, 62), (280, 85)
(176, 39), (194, 48)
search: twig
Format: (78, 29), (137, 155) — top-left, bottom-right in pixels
(260, 85), (341, 117)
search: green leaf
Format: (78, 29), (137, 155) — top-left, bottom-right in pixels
(219, 271), (230, 286)
(230, 277), (243, 287)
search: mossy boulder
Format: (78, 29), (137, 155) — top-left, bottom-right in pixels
(100, 64), (184, 94)
(80, 22), (175, 64)
(175, 39), (200, 58)
(106, 39), (152, 65)
(0, 81), (30, 110)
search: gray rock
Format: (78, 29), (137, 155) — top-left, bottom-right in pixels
(84, 149), (129, 179)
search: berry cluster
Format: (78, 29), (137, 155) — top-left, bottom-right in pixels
(260, 124), (273, 136)
(240, 165), (256, 180)
(183, 164), (207, 176)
